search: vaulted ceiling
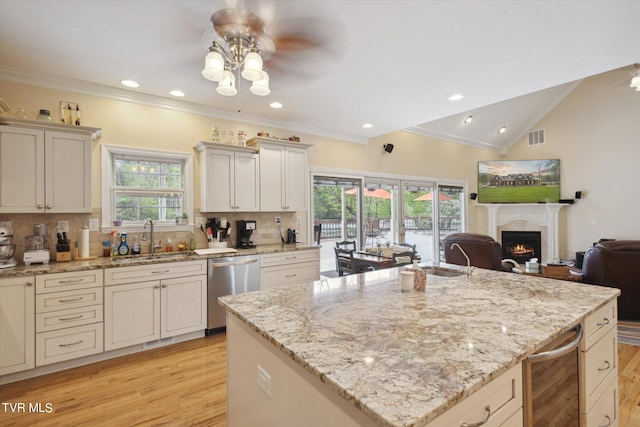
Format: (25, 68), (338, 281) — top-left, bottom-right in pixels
(1, 1), (639, 151)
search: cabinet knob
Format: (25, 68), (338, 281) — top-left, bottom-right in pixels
(154, 284), (160, 289)
(161, 284), (167, 288)
(37, 204), (44, 209)
(46, 204), (53, 209)
(26, 281), (34, 286)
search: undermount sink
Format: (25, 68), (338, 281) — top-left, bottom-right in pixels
(111, 252), (195, 263)
(421, 267), (465, 277)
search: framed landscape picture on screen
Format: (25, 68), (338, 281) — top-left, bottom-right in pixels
(478, 159), (560, 203)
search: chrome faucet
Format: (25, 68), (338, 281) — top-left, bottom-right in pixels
(450, 243), (472, 277)
(143, 219), (162, 254)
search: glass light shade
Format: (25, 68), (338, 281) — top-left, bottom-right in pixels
(249, 71), (270, 96)
(216, 70), (237, 96)
(630, 74), (640, 88)
(202, 50), (225, 81)
(241, 51), (264, 81)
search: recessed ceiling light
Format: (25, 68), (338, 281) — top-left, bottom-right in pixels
(362, 123), (373, 128)
(464, 115), (473, 124)
(270, 102), (282, 109)
(449, 93), (464, 101)
(121, 79), (139, 88)
(169, 90), (185, 97)
(499, 126), (507, 133)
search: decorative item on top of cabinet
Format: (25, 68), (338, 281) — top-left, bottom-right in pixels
(246, 137), (311, 212)
(194, 141), (259, 212)
(0, 118), (101, 214)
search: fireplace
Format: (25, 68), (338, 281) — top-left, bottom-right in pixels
(502, 231), (542, 264)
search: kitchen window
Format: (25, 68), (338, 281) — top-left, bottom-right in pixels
(101, 145), (193, 231)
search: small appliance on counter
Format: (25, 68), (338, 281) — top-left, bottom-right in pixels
(0, 227), (17, 269)
(287, 228), (298, 244)
(24, 223), (50, 265)
(236, 220), (256, 249)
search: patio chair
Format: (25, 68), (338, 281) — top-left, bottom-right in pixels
(392, 251), (415, 266)
(336, 240), (357, 251)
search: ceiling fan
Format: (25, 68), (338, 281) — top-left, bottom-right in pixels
(201, 1), (342, 96)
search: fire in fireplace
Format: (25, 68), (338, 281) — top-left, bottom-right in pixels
(502, 231), (542, 264)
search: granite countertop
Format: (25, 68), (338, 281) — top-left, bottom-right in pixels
(219, 265), (620, 427)
(0, 243), (318, 278)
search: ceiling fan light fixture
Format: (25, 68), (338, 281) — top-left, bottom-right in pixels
(202, 48), (225, 81)
(241, 50), (264, 82)
(250, 71), (270, 96)
(216, 70), (237, 96)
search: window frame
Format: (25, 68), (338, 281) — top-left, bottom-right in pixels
(101, 144), (194, 232)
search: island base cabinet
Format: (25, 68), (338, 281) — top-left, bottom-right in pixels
(582, 374), (618, 427)
(227, 314), (375, 427)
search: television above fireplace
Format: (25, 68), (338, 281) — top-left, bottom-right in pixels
(478, 159), (560, 204)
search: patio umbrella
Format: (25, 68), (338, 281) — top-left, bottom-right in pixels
(414, 192), (452, 201)
(345, 188), (392, 199)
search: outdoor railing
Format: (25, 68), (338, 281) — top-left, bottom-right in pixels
(314, 217), (460, 240)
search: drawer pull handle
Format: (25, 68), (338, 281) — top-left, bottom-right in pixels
(461, 405), (491, 427)
(285, 256), (297, 260)
(596, 318), (610, 327)
(59, 296), (84, 303)
(59, 278), (84, 284)
(59, 340), (84, 347)
(285, 273), (297, 278)
(59, 315), (84, 321)
(600, 415), (612, 427)
(151, 269), (170, 274)
(597, 360), (611, 371)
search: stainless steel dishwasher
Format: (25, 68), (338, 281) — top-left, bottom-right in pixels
(206, 255), (260, 335)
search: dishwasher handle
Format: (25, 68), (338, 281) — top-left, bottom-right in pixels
(209, 258), (258, 268)
(527, 324), (583, 364)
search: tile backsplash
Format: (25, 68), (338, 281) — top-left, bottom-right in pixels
(0, 209), (305, 262)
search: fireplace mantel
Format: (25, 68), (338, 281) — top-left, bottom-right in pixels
(478, 203), (568, 263)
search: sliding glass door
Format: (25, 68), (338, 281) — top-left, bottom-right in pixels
(402, 181), (436, 262)
(436, 184), (464, 260)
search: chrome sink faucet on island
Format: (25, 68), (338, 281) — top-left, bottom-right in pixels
(450, 243), (473, 277)
(143, 219), (162, 254)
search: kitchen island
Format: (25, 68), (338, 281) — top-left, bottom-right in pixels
(220, 265), (620, 426)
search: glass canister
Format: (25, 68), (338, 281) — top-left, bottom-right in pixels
(14, 107), (28, 119)
(37, 109), (52, 121)
(211, 127), (220, 143)
(238, 130), (247, 146)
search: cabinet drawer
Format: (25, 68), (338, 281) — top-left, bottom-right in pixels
(582, 299), (617, 351)
(582, 375), (618, 427)
(582, 326), (617, 410)
(36, 287), (103, 313)
(260, 261), (319, 290)
(36, 304), (103, 333)
(104, 260), (207, 285)
(260, 249), (319, 267)
(36, 323), (103, 366)
(429, 363), (523, 427)
(36, 269), (103, 294)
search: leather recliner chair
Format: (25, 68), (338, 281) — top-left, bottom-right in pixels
(581, 240), (640, 321)
(443, 233), (515, 271)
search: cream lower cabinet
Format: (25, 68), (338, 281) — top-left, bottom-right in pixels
(0, 121), (99, 213)
(580, 299), (618, 427)
(260, 249), (320, 290)
(35, 270), (104, 366)
(104, 261), (207, 351)
(194, 141), (259, 212)
(0, 276), (35, 375)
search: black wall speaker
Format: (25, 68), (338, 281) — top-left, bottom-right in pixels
(575, 191), (582, 199)
(383, 143), (394, 153)
(470, 193), (478, 200)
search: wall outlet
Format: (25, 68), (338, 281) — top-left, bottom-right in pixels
(275, 217), (281, 225)
(196, 217), (207, 229)
(257, 365), (272, 397)
(296, 215), (301, 224)
(89, 218), (99, 232)
(58, 220), (69, 233)
(0, 221), (11, 229)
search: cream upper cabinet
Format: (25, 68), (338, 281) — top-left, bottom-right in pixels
(247, 137), (310, 212)
(194, 141), (259, 212)
(0, 120), (100, 214)
(0, 276), (35, 376)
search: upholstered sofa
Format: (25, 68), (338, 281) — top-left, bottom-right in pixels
(581, 240), (640, 321)
(443, 233), (515, 271)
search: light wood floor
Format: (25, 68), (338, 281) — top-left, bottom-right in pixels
(1, 335), (638, 426)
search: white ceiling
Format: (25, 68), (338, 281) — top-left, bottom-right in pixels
(1, 0), (639, 151)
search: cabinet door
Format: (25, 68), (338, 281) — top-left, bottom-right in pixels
(258, 144), (285, 211)
(0, 276), (35, 375)
(161, 275), (207, 338)
(0, 125), (45, 213)
(45, 131), (91, 213)
(234, 151), (260, 211)
(104, 281), (160, 350)
(202, 149), (234, 211)
(284, 147), (307, 211)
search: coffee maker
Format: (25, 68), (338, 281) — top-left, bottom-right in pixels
(236, 220), (256, 249)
